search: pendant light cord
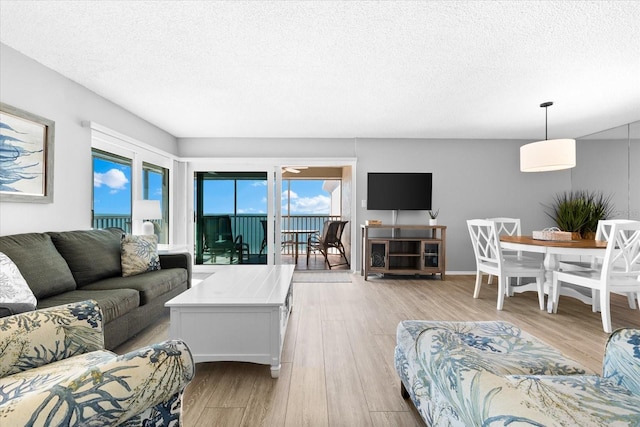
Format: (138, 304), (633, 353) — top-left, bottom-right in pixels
(540, 101), (553, 140)
(545, 106), (548, 140)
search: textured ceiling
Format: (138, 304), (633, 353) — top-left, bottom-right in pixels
(1, 1), (639, 139)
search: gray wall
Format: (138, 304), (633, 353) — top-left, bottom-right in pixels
(0, 43), (178, 235)
(355, 139), (572, 272)
(179, 137), (573, 272)
(572, 121), (640, 220)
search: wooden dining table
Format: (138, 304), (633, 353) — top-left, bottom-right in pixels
(500, 235), (607, 311)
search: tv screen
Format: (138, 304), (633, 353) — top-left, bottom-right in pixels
(367, 172), (432, 210)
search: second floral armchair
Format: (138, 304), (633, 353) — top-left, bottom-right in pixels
(0, 300), (194, 426)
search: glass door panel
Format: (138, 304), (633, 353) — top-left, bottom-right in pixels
(194, 171), (268, 265)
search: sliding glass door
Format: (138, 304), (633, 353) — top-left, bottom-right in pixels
(194, 171), (269, 265)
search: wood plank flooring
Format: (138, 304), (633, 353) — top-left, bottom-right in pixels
(115, 273), (640, 426)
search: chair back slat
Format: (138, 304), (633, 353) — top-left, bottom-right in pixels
(467, 219), (502, 268)
(601, 222), (640, 280)
(596, 219), (637, 241)
(487, 217), (521, 237)
(321, 220), (347, 245)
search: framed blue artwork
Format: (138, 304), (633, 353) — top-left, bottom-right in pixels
(0, 103), (55, 203)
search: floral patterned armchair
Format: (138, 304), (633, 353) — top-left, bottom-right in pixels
(395, 320), (640, 426)
(0, 300), (194, 426)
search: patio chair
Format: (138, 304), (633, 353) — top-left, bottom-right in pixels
(259, 219), (268, 255)
(307, 220), (350, 269)
(203, 215), (248, 263)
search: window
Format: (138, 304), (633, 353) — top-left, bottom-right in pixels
(142, 162), (169, 244)
(92, 149), (132, 233)
(90, 123), (174, 244)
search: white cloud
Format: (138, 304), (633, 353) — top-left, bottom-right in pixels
(238, 207), (266, 214)
(285, 194), (331, 214)
(94, 168), (129, 191)
(282, 190), (298, 201)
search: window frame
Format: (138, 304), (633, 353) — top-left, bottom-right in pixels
(90, 123), (175, 244)
(92, 148), (133, 233)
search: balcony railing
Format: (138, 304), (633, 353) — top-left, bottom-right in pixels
(94, 214), (341, 256)
(93, 215), (131, 233)
(205, 214), (340, 256)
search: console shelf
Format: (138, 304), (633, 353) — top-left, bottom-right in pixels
(361, 224), (446, 280)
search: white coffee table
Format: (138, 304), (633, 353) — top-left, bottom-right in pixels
(165, 264), (295, 378)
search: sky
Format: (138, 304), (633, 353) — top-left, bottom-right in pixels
(93, 158), (132, 215)
(93, 158), (332, 216)
(202, 179), (333, 215)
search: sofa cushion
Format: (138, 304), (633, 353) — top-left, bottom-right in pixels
(0, 233), (76, 299)
(48, 228), (123, 286)
(37, 289), (139, 324)
(121, 234), (160, 277)
(0, 252), (37, 317)
(82, 269), (187, 306)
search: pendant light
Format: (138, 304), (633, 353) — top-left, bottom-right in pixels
(520, 102), (576, 172)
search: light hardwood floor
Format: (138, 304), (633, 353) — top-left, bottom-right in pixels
(115, 273), (640, 426)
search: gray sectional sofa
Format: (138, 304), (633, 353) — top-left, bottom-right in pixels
(0, 228), (191, 349)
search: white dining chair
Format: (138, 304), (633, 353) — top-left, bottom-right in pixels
(467, 219), (546, 310)
(559, 219), (639, 311)
(486, 217), (541, 292)
(550, 221), (640, 333)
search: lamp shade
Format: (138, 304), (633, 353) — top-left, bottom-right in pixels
(133, 200), (162, 220)
(520, 138), (576, 172)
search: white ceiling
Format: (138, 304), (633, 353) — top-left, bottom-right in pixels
(1, 1), (639, 140)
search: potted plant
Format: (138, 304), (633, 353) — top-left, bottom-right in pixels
(544, 190), (614, 239)
(582, 191), (615, 239)
(428, 209), (439, 226)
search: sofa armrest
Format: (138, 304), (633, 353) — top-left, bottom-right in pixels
(159, 252), (192, 288)
(603, 328), (640, 394)
(2, 339), (195, 426)
(0, 300), (104, 377)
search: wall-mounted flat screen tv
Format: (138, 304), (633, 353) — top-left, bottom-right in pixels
(367, 172), (432, 210)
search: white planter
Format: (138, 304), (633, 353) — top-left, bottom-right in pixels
(429, 219), (438, 226)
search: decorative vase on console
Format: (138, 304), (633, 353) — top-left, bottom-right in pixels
(428, 209), (439, 226)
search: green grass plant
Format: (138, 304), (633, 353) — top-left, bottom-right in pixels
(544, 190), (614, 237)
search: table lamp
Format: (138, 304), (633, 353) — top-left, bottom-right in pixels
(133, 200), (162, 235)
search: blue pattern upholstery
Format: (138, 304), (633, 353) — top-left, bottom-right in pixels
(395, 320), (640, 426)
(0, 300), (194, 426)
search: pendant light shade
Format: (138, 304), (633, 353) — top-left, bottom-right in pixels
(520, 102), (576, 172)
(520, 138), (576, 172)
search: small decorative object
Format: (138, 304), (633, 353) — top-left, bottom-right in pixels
(428, 209), (439, 226)
(532, 227), (574, 241)
(0, 103), (55, 203)
(133, 200), (162, 235)
(366, 219), (382, 226)
(371, 252), (385, 267)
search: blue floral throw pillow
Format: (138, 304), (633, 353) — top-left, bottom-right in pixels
(121, 235), (161, 277)
(0, 251), (37, 316)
